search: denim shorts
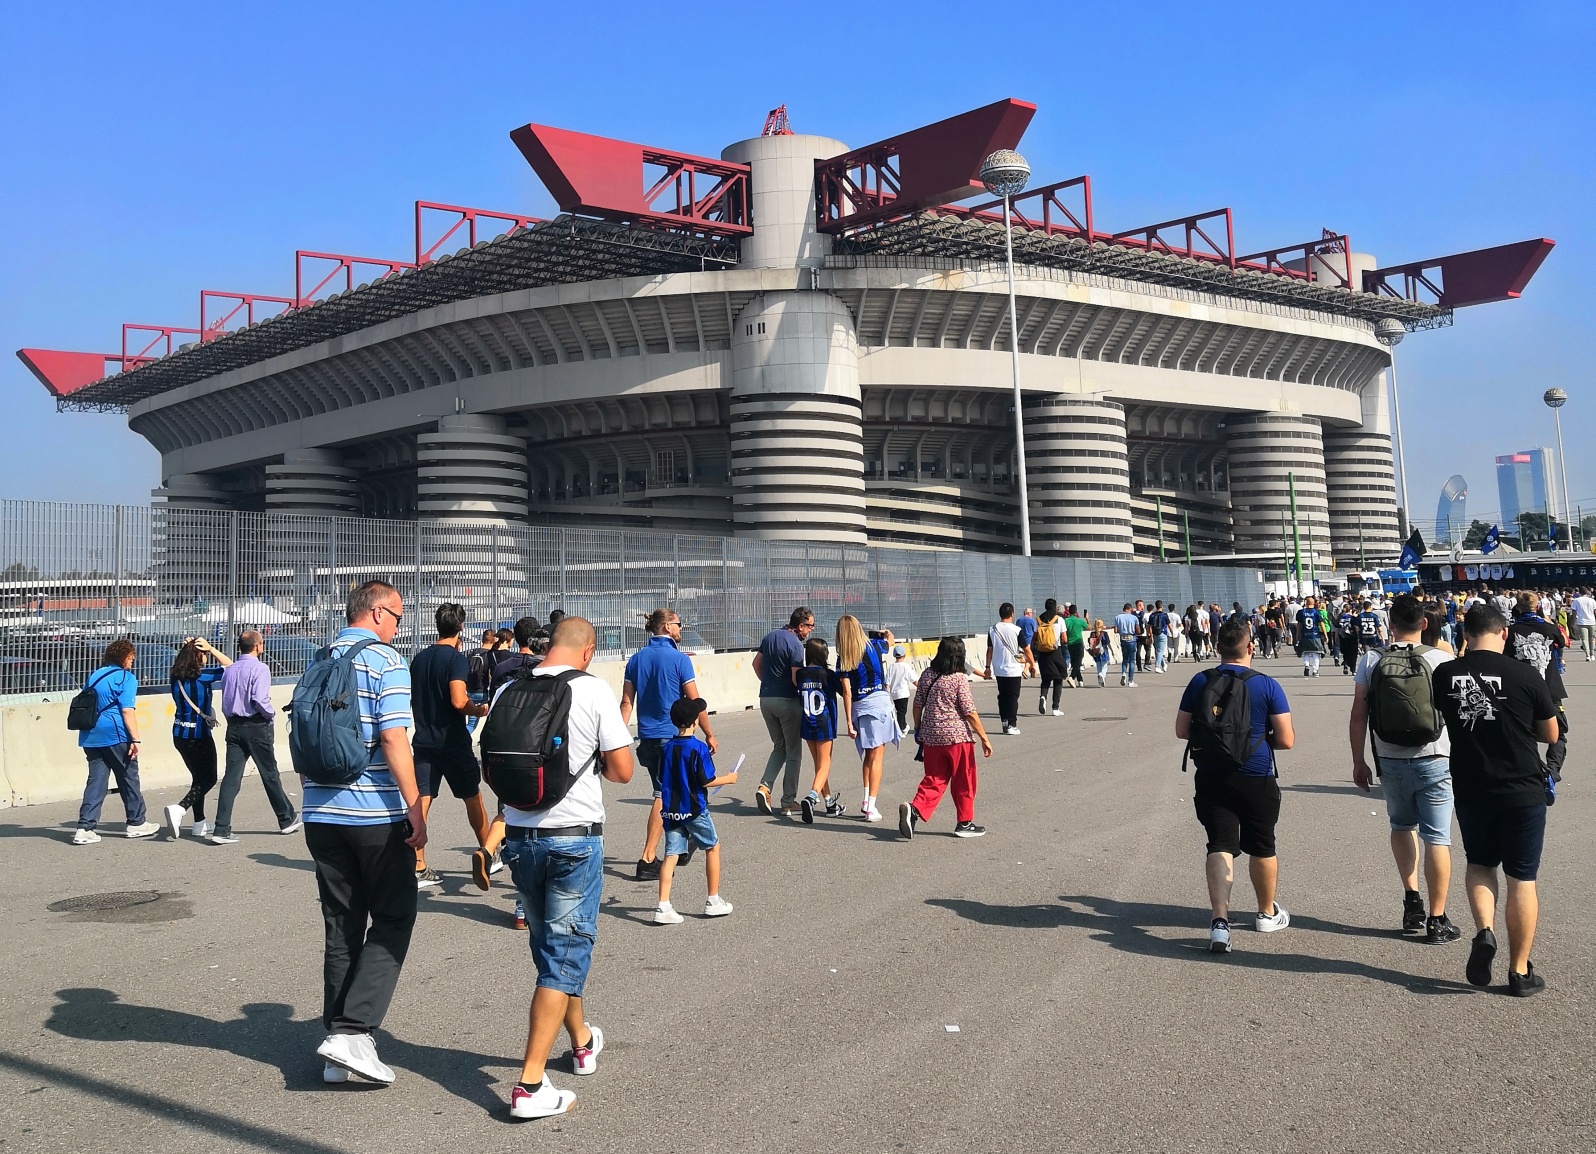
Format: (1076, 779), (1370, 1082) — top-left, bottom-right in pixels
(1456, 802), (1547, 882)
(663, 811), (718, 858)
(1378, 755), (1454, 846)
(499, 832), (603, 996)
(636, 738), (666, 799)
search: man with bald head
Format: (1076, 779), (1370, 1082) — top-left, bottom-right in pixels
(211, 629), (300, 843)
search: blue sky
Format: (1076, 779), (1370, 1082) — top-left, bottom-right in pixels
(2, 1), (1591, 533)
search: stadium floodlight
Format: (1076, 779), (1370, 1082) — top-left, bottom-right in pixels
(983, 149), (1033, 556)
(1373, 318), (1410, 539)
(1544, 387), (1573, 548)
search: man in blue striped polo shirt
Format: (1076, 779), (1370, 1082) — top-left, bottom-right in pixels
(304, 579), (426, 1087)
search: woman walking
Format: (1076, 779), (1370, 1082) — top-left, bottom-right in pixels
(836, 615), (898, 822)
(164, 636), (232, 838)
(1089, 618), (1113, 686)
(899, 637), (992, 839)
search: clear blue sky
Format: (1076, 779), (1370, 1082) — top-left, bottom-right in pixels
(2, 2), (1591, 532)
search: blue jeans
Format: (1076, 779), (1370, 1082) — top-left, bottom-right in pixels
(78, 743), (146, 830)
(1119, 639), (1137, 682)
(1378, 754), (1454, 846)
(500, 832), (603, 996)
(1154, 634), (1168, 669)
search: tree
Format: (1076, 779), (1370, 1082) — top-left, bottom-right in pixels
(1461, 520), (1493, 549)
(0, 562), (39, 581)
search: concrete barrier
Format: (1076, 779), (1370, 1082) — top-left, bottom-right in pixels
(1, 639), (977, 809)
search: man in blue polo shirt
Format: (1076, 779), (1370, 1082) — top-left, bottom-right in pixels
(621, 608), (716, 881)
(751, 606), (814, 815)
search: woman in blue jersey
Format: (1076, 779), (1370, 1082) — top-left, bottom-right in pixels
(164, 636), (233, 839)
(836, 615), (899, 823)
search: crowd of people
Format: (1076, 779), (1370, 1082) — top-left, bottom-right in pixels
(57, 575), (1589, 1118)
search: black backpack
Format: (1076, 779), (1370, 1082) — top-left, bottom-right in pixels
(67, 669), (120, 732)
(1367, 644), (1444, 748)
(1182, 666), (1268, 774)
(479, 668), (596, 811)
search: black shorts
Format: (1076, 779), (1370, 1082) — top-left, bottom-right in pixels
(1456, 802), (1547, 881)
(414, 744), (481, 800)
(1193, 770), (1281, 858)
(636, 737), (666, 799)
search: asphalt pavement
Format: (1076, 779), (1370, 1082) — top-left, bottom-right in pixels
(2, 650), (1593, 1154)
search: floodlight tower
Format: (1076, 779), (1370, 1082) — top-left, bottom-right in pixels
(1544, 387), (1573, 548)
(982, 148), (1033, 556)
(1374, 318), (1409, 538)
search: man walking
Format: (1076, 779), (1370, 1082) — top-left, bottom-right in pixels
(752, 607), (814, 815)
(1297, 595), (1328, 677)
(306, 581), (426, 1084)
(1350, 594), (1460, 942)
(493, 616), (635, 1118)
(1064, 603), (1088, 688)
(1016, 608), (1040, 679)
(1149, 600), (1172, 673)
(1175, 617), (1295, 954)
(1113, 603), (1141, 688)
(1433, 604), (1559, 996)
(1034, 599), (1067, 715)
(1508, 593), (1569, 782)
(210, 630), (300, 844)
(71, 638), (159, 843)
(622, 608), (716, 880)
(1571, 586), (1596, 661)
(984, 602), (1027, 734)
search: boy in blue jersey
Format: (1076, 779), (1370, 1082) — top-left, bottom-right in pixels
(653, 697), (737, 925)
(796, 637), (849, 823)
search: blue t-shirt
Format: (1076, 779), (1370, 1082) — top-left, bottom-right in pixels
(841, 641), (889, 697)
(659, 733), (716, 824)
(1113, 612), (1140, 639)
(171, 665), (225, 739)
(623, 636), (697, 739)
(1296, 607), (1325, 640)
(78, 665), (137, 749)
(302, 629), (414, 826)
(1360, 611), (1383, 641)
(1178, 663), (1290, 776)
(1016, 616), (1038, 647)
(797, 665), (840, 740)
(757, 627), (805, 699)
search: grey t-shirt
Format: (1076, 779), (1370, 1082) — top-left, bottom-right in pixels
(1355, 643), (1451, 759)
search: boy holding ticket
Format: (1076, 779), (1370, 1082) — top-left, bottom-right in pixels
(653, 696), (737, 925)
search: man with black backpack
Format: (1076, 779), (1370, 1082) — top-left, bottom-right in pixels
(480, 615), (634, 1119)
(1175, 616), (1295, 955)
(1349, 594), (1460, 943)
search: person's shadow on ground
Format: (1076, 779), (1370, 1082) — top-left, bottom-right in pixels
(45, 988), (517, 1109)
(925, 893), (1476, 995)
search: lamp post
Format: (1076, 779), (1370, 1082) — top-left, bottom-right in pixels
(982, 149), (1032, 556)
(1374, 318), (1410, 540)
(1544, 387), (1574, 550)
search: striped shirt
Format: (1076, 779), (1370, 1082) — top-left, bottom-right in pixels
(170, 665), (225, 738)
(302, 627), (414, 826)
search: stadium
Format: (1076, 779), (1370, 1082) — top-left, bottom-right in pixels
(18, 98), (1552, 566)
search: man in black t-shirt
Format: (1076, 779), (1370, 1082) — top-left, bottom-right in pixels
(409, 603), (492, 888)
(1508, 594), (1568, 782)
(491, 617), (545, 692)
(1434, 603), (1559, 997)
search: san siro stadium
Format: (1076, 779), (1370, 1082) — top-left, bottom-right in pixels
(20, 99), (1551, 569)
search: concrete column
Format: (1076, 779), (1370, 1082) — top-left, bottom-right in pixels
(151, 473), (232, 510)
(729, 292), (865, 543)
(1324, 428), (1400, 563)
(263, 449), (360, 515)
(1225, 412), (1330, 562)
(721, 133), (846, 270)
(416, 414), (528, 521)
(1025, 395), (1134, 558)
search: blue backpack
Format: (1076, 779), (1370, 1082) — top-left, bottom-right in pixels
(289, 638), (381, 785)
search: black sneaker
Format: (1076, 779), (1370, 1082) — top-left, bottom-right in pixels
(898, 802), (918, 840)
(953, 821), (986, 838)
(800, 795), (817, 824)
(1466, 928), (1497, 987)
(680, 841), (696, 867)
(1425, 914), (1462, 944)
(1402, 891), (1427, 934)
(1038, 698), (1047, 716)
(1507, 963), (1546, 997)
(635, 857), (661, 882)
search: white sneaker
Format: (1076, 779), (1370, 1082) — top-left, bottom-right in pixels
(1097, 673), (1106, 686)
(1051, 709), (1065, 717)
(571, 1023), (604, 1076)
(323, 1063), (349, 1084)
(1255, 904), (1291, 933)
(1125, 681), (1138, 689)
(71, 828), (101, 846)
(125, 821), (161, 839)
(653, 902), (684, 925)
(316, 1032), (395, 1085)
(163, 804), (185, 839)
(1209, 919), (1232, 954)
(190, 820), (212, 839)
(862, 804), (884, 823)
(704, 895), (733, 918)
(207, 831), (240, 845)
(1009, 725), (1021, 735)
(1119, 675), (1127, 687)
(509, 1077), (574, 1119)
(279, 818), (303, 835)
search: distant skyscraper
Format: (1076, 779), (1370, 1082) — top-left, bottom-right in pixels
(1495, 448), (1557, 529)
(1435, 474), (1467, 542)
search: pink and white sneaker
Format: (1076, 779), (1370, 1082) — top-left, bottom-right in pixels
(509, 1078), (575, 1119)
(572, 1024), (603, 1076)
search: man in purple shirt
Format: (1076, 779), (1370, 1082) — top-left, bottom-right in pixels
(209, 630), (300, 844)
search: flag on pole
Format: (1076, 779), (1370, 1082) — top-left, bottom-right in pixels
(1548, 520), (1559, 551)
(1480, 524), (1501, 555)
(1398, 528), (1426, 571)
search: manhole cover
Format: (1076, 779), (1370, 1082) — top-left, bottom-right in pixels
(48, 891), (161, 913)
(1081, 716), (1128, 722)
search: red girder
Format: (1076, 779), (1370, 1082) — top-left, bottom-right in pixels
(1363, 239), (1554, 308)
(415, 201), (542, 265)
(122, 323), (202, 368)
(16, 349), (128, 397)
(1112, 209), (1235, 269)
(762, 105), (793, 136)
(294, 251), (416, 308)
(940, 176), (1095, 241)
(1234, 232), (1353, 288)
(199, 291), (296, 341)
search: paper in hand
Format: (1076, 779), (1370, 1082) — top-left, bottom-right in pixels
(711, 753), (746, 794)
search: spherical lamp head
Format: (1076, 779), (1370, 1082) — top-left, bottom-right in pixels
(1543, 386), (1567, 410)
(981, 150), (1030, 198)
(1373, 318), (1406, 347)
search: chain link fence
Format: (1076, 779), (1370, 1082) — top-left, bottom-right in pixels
(0, 500), (1262, 696)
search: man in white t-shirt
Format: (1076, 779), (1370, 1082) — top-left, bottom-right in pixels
(490, 617), (634, 1120)
(1349, 594), (1460, 944)
(984, 602), (1028, 736)
(1571, 587), (1596, 661)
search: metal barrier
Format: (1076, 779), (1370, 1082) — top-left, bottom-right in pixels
(0, 500), (1263, 694)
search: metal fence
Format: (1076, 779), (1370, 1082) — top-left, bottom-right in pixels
(0, 500), (1262, 696)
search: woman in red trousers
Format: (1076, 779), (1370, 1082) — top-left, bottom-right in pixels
(898, 636), (993, 839)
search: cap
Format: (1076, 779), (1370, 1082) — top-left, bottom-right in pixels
(670, 696), (708, 729)
(893, 644), (906, 657)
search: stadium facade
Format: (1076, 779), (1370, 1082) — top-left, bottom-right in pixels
(19, 100), (1552, 566)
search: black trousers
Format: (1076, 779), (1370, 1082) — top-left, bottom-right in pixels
(996, 675), (1022, 728)
(1546, 704), (1568, 782)
(215, 719), (297, 836)
(1339, 636), (1361, 670)
(305, 820), (418, 1034)
(1067, 641), (1085, 683)
(893, 697), (910, 730)
(174, 732), (219, 820)
(1038, 651), (1067, 706)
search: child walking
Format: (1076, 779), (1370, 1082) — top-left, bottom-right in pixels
(654, 697), (736, 925)
(885, 643), (919, 731)
(796, 637), (849, 823)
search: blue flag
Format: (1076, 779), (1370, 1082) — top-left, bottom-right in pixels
(1548, 521), (1558, 551)
(1481, 524), (1500, 554)
(1398, 528), (1426, 570)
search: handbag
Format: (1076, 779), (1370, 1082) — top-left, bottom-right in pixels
(178, 680), (219, 730)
